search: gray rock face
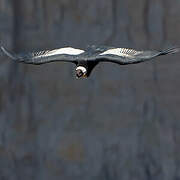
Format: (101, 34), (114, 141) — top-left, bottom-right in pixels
(0, 0), (180, 179)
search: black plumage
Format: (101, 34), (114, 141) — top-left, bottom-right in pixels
(1, 45), (179, 78)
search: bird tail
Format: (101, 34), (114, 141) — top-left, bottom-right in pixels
(159, 47), (180, 56)
(1, 46), (17, 60)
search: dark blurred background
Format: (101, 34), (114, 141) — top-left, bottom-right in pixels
(0, 0), (180, 179)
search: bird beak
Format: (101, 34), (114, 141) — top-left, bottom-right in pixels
(75, 74), (87, 79)
(83, 74), (87, 78)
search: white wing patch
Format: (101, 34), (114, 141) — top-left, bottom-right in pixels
(100, 48), (139, 57)
(46, 47), (85, 56)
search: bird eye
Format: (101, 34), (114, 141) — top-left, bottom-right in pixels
(76, 69), (83, 77)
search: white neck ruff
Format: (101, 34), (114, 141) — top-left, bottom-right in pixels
(76, 66), (87, 74)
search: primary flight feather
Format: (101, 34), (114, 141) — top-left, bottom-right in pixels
(1, 45), (179, 78)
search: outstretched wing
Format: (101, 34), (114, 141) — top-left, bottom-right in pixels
(1, 46), (85, 65)
(96, 47), (180, 65)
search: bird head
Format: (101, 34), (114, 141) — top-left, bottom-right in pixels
(76, 66), (87, 79)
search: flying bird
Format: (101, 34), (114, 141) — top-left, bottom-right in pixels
(1, 45), (179, 78)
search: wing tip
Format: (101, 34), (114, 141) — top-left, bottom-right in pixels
(1, 46), (17, 60)
(0, 46), (6, 54)
(161, 47), (180, 55)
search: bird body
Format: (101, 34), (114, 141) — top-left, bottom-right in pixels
(1, 45), (179, 78)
